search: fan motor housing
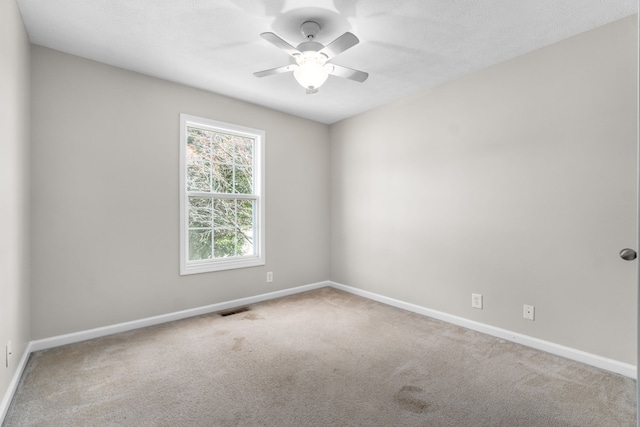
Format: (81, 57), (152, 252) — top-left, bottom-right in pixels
(296, 41), (323, 53)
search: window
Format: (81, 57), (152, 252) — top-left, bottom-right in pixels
(180, 114), (265, 275)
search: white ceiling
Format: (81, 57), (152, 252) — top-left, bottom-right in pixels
(16, 0), (638, 124)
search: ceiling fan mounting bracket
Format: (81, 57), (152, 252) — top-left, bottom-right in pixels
(300, 21), (321, 40)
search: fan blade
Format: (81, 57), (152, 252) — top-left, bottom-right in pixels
(253, 64), (298, 78)
(328, 64), (369, 83)
(260, 32), (301, 57)
(319, 32), (359, 59)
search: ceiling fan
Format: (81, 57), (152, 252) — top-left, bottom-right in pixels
(254, 21), (369, 94)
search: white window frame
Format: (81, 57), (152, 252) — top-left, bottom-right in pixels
(180, 114), (265, 275)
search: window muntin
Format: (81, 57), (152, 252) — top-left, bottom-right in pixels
(180, 114), (264, 275)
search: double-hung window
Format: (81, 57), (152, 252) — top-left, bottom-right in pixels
(180, 114), (265, 275)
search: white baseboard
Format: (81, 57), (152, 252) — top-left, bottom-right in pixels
(1, 281), (329, 425)
(31, 281), (329, 352)
(0, 341), (33, 423)
(3, 278), (636, 425)
(328, 281), (637, 379)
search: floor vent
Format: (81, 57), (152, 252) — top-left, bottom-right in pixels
(219, 307), (250, 317)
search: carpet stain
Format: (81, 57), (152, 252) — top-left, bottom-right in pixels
(232, 337), (245, 351)
(395, 385), (434, 414)
(243, 312), (262, 321)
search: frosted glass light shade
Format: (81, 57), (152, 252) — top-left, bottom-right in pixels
(294, 52), (329, 90)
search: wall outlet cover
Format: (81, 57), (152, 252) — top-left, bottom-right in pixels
(471, 293), (483, 309)
(5, 341), (11, 368)
(523, 304), (535, 321)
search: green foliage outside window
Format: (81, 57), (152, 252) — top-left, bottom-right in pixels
(186, 127), (255, 261)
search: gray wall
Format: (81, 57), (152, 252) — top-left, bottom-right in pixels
(23, 14), (640, 368)
(330, 16), (638, 364)
(30, 46), (330, 339)
(0, 0), (31, 406)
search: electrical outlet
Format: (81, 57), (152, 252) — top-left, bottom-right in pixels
(5, 341), (12, 368)
(266, 271), (273, 283)
(523, 304), (535, 321)
(471, 293), (483, 309)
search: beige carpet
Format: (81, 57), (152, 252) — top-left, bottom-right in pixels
(3, 287), (636, 426)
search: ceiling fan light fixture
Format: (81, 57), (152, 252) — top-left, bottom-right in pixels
(255, 25), (368, 93)
(293, 51), (330, 92)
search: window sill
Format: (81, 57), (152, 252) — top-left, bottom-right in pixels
(180, 256), (265, 275)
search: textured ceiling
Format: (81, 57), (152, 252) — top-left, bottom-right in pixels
(16, 0), (639, 124)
